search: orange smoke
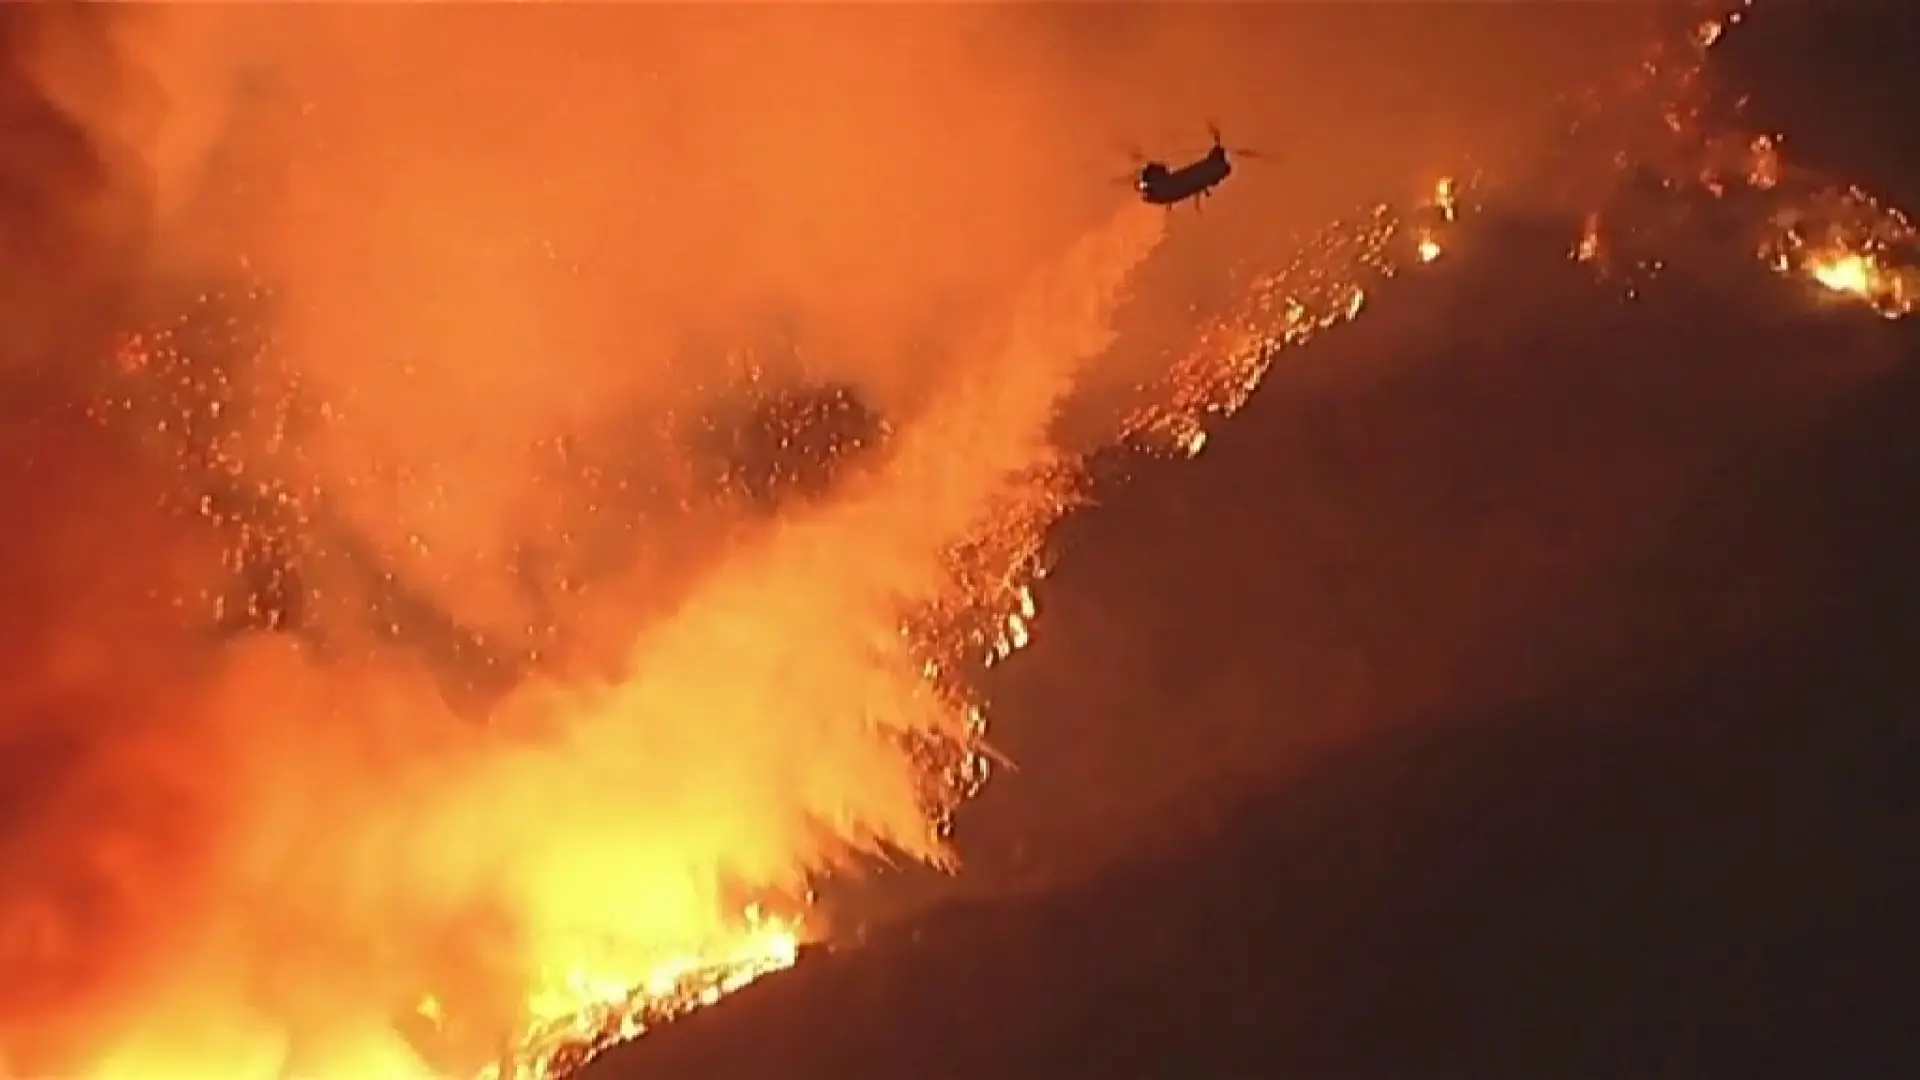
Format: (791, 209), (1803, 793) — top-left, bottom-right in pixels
(9, 2), (1879, 1079)
(0, 204), (1165, 1080)
(1, 4), (1172, 1066)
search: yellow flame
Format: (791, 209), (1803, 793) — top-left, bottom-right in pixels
(481, 916), (802, 1080)
(1809, 251), (1877, 295)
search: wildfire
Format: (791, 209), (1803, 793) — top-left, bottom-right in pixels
(1124, 203), (1397, 457)
(1755, 190), (1916, 319)
(1120, 0), (1909, 471)
(12, 2), (1916, 1079)
(1810, 251), (1875, 295)
(45, 198), (1147, 1080)
(513, 0), (1906, 1068)
(482, 914), (802, 1080)
(1799, 248), (1909, 316)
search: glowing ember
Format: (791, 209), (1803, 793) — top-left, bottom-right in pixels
(1430, 176), (1459, 221)
(1571, 213), (1603, 264)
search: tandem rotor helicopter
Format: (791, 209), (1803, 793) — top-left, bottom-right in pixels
(1117, 122), (1277, 211)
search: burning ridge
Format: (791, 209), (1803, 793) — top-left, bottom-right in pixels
(2, 2), (1915, 1078)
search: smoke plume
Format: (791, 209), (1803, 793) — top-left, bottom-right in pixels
(0, 4), (1655, 1077)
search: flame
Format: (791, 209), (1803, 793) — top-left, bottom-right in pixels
(533, 2), (1911, 1067)
(484, 913), (802, 1080)
(24, 204), (1162, 1080)
(1120, 0), (1909, 472)
(9, 2), (1916, 1078)
(1800, 247), (1910, 317)
(1810, 251), (1876, 295)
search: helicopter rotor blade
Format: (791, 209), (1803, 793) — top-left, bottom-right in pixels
(1228, 146), (1278, 160)
(1206, 119), (1223, 146)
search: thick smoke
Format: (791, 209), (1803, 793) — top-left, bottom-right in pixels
(0, 5), (1654, 1078)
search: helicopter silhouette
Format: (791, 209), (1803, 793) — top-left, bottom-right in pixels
(1118, 123), (1275, 211)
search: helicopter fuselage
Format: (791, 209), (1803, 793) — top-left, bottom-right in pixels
(1137, 147), (1232, 206)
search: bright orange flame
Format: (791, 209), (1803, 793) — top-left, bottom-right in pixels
(11, 202), (1165, 1080)
(1809, 251), (1876, 295)
(485, 915), (802, 1080)
(6, 3), (1916, 1079)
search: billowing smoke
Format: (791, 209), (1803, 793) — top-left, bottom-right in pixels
(0, 4), (1657, 1078)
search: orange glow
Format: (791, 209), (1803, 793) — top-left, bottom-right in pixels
(1, 2), (1914, 1080)
(38, 201), (1163, 1080)
(489, 915), (801, 1079)
(1810, 251), (1876, 295)
(1797, 247), (1912, 318)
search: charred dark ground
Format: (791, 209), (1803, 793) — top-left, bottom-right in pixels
(597, 11), (1920, 1080)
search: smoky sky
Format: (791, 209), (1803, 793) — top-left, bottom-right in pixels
(0, 5), (1731, 1078)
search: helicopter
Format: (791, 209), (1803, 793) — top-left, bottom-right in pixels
(1120, 123), (1275, 211)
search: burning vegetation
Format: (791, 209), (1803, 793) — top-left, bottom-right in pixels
(0, 2), (1913, 1079)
